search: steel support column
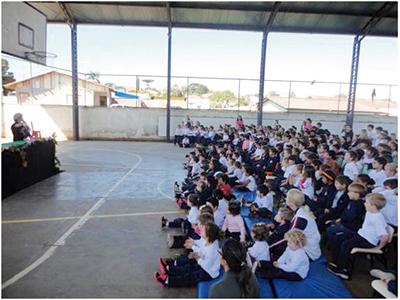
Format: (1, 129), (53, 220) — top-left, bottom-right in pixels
(257, 2), (281, 126)
(71, 22), (79, 140)
(257, 31), (267, 126)
(345, 36), (361, 126)
(345, 2), (395, 127)
(166, 26), (172, 142)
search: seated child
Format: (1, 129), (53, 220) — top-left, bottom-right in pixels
(167, 209), (214, 249)
(326, 183), (366, 242)
(328, 193), (389, 279)
(379, 179), (398, 229)
(256, 229), (309, 281)
(154, 222), (222, 287)
(268, 207), (295, 258)
(162, 194), (200, 234)
(222, 200), (246, 242)
(242, 185), (274, 219)
(247, 223), (271, 263)
(206, 197), (225, 229)
(316, 175), (350, 231)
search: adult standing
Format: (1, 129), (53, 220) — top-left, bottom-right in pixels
(11, 113), (31, 141)
(209, 239), (260, 298)
(235, 115), (244, 129)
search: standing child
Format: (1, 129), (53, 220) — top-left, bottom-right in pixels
(222, 201), (246, 242)
(256, 229), (309, 281)
(154, 222), (222, 287)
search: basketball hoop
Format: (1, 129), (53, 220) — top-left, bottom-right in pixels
(25, 51), (57, 60)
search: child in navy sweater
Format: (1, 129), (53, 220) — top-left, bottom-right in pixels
(268, 207), (294, 259)
(326, 183), (366, 250)
(328, 193), (389, 279)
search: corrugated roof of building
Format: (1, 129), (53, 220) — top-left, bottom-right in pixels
(28, 2), (397, 36)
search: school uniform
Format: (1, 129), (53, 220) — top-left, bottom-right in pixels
(257, 247), (309, 281)
(317, 190), (349, 231)
(333, 211), (388, 273)
(214, 208), (225, 229)
(291, 207), (321, 261)
(343, 162), (359, 181)
(249, 240), (270, 262)
(380, 189), (397, 227)
(174, 128), (183, 145)
(340, 199), (366, 232)
(283, 164), (295, 179)
(300, 178), (314, 201)
(369, 169), (387, 187)
(191, 162), (202, 177)
(167, 240), (220, 287)
(251, 193), (274, 218)
(222, 214), (246, 241)
(168, 206), (199, 231)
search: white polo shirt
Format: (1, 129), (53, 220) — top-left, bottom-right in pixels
(358, 211), (388, 246)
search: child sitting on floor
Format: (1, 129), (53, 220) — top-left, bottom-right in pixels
(247, 223), (270, 264)
(256, 229), (309, 281)
(162, 194), (200, 234)
(154, 222), (222, 287)
(268, 207), (295, 258)
(243, 185), (274, 219)
(222, 200), (246, 242)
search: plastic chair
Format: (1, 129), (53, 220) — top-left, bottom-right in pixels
(351, 225), (395, 270)
(371, 279), (396, 298)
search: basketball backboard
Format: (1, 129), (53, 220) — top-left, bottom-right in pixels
(2, 2), (48, 65)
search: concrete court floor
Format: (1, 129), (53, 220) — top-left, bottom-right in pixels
(1, 141), (394, 298)
(2, 141), (195, 298)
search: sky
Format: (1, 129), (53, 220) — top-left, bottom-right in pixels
(3, 24), (398, 100)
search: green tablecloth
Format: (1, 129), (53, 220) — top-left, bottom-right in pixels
(1, 140), (28, 149)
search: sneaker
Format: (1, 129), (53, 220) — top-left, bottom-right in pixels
(166, 234), (174, 248)
(153, 272), (167, 288)
(328, 262), (338, 268)
(161, 217), (168, 228)
(327, 265), (349, 280)
(158, 258), (167, 274)
(370, 269), (396, 281)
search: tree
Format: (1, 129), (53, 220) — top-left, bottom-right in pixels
(171, 84), (183, 97)
(185, 83), (209, 96)
(268, 90), (280, 97)
(209, 90), (236, 108)
(86, 71), (100, 83)
(2, 59), (16, 96)
(289, 91), (296, 98)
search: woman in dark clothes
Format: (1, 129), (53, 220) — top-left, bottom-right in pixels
(209, 239), (260, 298)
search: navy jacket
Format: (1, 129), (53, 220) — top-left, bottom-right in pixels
(326, 191), (350, 219)
(340, 199), (365, 231)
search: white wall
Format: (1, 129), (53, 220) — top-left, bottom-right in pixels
(1, 104), (397, 141)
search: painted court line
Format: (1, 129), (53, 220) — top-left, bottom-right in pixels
(156, 178), (174, 200)
(2, 149), (142, 290)
(2, 210), (181, 224)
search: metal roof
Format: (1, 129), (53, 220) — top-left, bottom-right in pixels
(28, 1), (398, 37)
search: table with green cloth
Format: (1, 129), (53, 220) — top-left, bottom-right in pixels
(2, 140), (59, 199)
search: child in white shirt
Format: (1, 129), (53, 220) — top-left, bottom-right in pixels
(379, 179), (398, 227)
(328, 193), (389, 280)
(245, 185), (274, 219)
(256, 229), (309, 280)
(247, 223), (271, 263)
(343, 151), (359, 181)
(368, 157), (387, 188)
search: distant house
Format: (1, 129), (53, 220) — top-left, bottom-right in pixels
(3, 71), (112, 106)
